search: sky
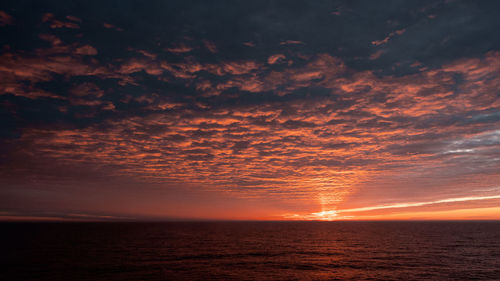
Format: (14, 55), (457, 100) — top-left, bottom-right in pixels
(1, 0), (499, 221)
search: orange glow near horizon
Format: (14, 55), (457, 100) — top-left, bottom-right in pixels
(283, 195), (500, 221)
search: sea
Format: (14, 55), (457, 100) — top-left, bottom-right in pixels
(1, 221), (500, 280)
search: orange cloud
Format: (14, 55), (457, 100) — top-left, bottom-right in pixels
(280, 40), (304, 45)
(268, 54), (286, 64)
(166, 44), (193, 53)
(2, 33), (499, 220)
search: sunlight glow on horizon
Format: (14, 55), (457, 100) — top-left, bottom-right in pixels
(284, 193), (500, 220)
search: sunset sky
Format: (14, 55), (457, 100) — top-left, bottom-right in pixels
(1, 0), (499, 221)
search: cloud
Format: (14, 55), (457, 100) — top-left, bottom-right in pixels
(285, 194), (500, 220)
(119, 59), (163, 75)
(243, 42), (255, 47)
(103, 22), (123, 32)
(218, 61), (260, 75)
(369, 49), (385, 60)
(371, 28), (406, 46)
(203, 40), (217, 53)
(65, 15), (81, 23)
(280, 40), (304, 45)
(137, 50), (157, 59)
(41, 13), (80, 29)
(75, 45), (98, 56)
(70, 82), (104, 97)
(2, 2), (500, 220)
(0, 10), (13, 26)
(166, 44), (193, 53)
(268, 54), (286, 64)
(6, 49), (498, 207)
(342, 194), (500, 213)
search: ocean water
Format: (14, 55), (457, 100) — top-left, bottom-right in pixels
(1, 221), (500, 280)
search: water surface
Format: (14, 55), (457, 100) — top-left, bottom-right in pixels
(2, 221), (500, 280)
